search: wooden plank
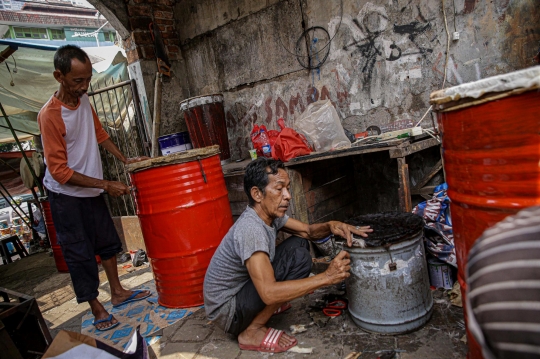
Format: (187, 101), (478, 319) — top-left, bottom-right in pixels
(305, 175), (354, 208)
(397, 157), (412, 212)
(311, 201), (357, 224)
(229, 202), (248, 216)
(389, 137), (440, 158)
(411, 185), (437, 196)
(300, 158), (351, 193)
(222, 159), (251, 177)
(285, 145), (396, 167)
(411, 160), (442, 191)
(225, 176), (249, 202)
(308, 191), (357, 224)
(287, 168), (309, 223)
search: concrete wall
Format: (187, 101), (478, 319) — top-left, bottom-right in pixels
(170, 0), (539, 160)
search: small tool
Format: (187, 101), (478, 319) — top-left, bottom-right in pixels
(309, 300), (348, 317)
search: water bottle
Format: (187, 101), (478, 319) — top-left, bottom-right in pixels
(259, 128), (272, 157)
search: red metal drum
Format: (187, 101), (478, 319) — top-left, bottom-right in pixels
(41, 200), (68, 272)
(431, 67), (540, 359)
(180, 94), (231, 165)
(41, 200), (101, 272)
(127, 146), (233, 308)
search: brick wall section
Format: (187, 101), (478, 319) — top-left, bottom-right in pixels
(125, 0), (180, 65)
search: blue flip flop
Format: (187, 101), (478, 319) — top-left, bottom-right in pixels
(93, 314), (120, 331)
(112, 290), (152, 308)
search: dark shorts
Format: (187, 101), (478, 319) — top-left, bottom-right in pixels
(226, 236), (312, 336)
(49, 191), (122, 303)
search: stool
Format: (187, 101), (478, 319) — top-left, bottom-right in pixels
(0, 235), (28, 264)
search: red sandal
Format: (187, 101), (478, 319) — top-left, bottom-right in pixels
(238, 327), (297, 353)
(272, 302), (291, 316)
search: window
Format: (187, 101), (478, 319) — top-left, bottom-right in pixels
(50, 29), (65, 40)
(13, 27), (48, 39)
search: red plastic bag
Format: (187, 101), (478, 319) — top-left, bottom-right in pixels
(251, 125), (280, 157)
(271, 118), (312, 162)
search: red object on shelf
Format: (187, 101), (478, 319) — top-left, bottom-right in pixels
(435, 76), (540, 359)
(129, 150), (233, 308)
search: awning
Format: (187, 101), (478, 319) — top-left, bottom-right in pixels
(0, 39), (129, 144)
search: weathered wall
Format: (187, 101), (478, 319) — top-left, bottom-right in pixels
(172, 0), (540, 160)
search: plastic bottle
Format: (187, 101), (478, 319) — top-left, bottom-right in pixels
(259, 128), (272, 158)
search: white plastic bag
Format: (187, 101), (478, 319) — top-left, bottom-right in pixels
(295, 100), (351, 152)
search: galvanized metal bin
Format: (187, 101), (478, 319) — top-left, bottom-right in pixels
(345, 229), (433, 334)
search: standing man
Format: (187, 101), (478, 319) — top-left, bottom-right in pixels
(38, 45), (150, 331)
(204, 158), (372, 352)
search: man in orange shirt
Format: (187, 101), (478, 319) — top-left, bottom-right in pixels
(38, 45), (150, 331)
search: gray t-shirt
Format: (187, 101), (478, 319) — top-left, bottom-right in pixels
(203, 206), (289, 331)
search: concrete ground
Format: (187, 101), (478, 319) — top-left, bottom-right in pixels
(0, 252), (467, 358)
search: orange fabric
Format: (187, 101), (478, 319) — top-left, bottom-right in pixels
(38, 95), (108, 185)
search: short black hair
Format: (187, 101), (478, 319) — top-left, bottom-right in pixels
(244, 158), (285, 206)
(54, 45), (90, 75)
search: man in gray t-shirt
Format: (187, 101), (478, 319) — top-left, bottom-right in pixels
(204, 158), (372, 353)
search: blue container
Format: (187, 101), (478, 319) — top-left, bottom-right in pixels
(158, 132), (192, 155)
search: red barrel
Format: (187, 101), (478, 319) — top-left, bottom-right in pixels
(180, 94), (231, 165)
(41, 200), (101, 272)
(41, 200), (69, 272)
(431, 67), (540, 359)
(127, 146), (233, 308)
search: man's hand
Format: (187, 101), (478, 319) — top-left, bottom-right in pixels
(328, 221), (372, 247)
(103, 180), (130, 197)
(125, 156), (150, 164)
(324, 251), (351, 284)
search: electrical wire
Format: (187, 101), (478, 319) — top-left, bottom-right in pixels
(10, 55), (17, 72)
(296, 26), (331, 69)
(452, 0), (458, 33)
(277, 0), (343, 61)
(441, 0), (451, 89)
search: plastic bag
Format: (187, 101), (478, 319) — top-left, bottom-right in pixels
(295, 100), (351, 152)
(251, 125), (280, 157)
(132, 249), (147, 267)
(271, 118), (312, 162)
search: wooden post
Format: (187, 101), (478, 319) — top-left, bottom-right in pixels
(286, 168), (309, 224)
(397, 157), (412, 212)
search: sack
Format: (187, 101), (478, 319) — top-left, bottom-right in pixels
(271, 118), (312, 162)
(295, 100), (351, 152)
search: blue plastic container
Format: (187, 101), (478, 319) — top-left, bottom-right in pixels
(158, 132), (192, 155)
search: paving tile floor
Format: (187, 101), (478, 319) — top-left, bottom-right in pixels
(0, 252), (467, 358)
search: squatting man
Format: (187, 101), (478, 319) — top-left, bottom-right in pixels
(204, 158), (372, 353)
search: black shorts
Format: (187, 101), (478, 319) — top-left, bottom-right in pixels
(49, 190), (122, 302)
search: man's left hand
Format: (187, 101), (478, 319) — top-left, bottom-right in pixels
(328, 221), (372, 247)
(125, 156), (150, 164)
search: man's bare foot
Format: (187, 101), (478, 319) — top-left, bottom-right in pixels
(238, 325), (296, 349)
(90, 300), (118, 330)
(111, 288), (151, 306)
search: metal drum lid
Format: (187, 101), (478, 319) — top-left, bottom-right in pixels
(179, 94), (224, 111)
(346, 212), (424, 248)
(126, 145), (220, 173)
(430, 67), (540, 112)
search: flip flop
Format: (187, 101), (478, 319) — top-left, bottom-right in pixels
(112, 290), (152, 308)
(238, 327), (297, 353)
(272, 302), (292, 316)
(93, 314), (120, 332)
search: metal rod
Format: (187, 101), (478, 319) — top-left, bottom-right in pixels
(110, 77), (136, 213)
(103, 78), (130, 215)
(0, 124), (39, 136)
(0, 187), (31, 228)
(97, 80), (128, 215)
(0, 102), (44, 195)
(0, 181), (29, 222)
(121, 79), (145, 159)
(129, 79), (150, 157)
(87, 79), (132, 96)
(89, 83), (120, 217)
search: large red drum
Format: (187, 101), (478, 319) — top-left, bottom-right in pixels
(127, 146), (233, 308)
(430, 67), (540, 359)
(180, 94), (231, 165)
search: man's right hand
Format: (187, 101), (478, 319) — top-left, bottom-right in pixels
(103, 180), (130, 197)
(324, 250), (351, 284)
